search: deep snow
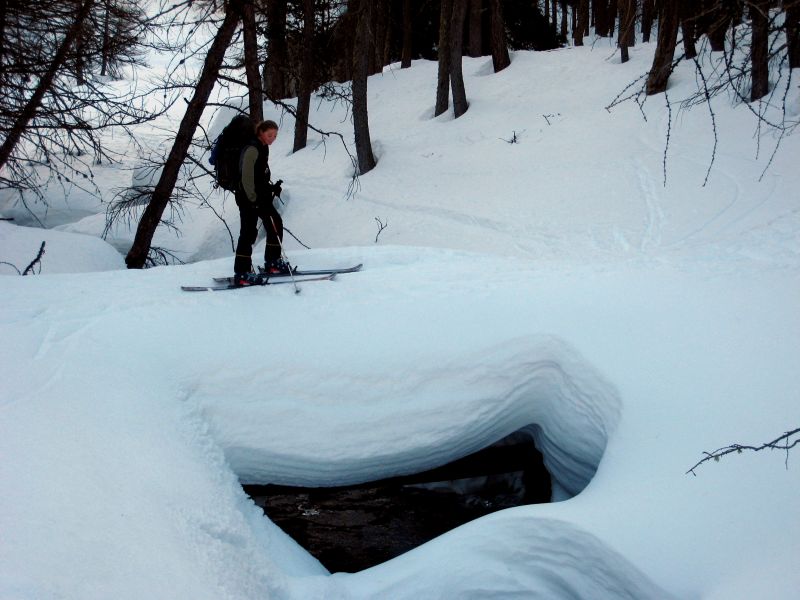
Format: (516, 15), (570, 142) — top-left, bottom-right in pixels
(1, 29), (799, 600)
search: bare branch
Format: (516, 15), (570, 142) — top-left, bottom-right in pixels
(22, 241), (47, 275)
(687, 427), (800, 476)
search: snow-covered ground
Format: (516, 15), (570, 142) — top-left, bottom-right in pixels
(1, 32), (799, 600)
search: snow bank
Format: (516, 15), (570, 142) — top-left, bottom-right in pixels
(0, 220), (123, 274)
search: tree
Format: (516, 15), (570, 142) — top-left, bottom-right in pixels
(788, 0), (800, 69)
(646, 0), (681, 95)
(574, 0), (589, 46)
(680, 0), (698, 60)
(293, 0), (315, 152)
(435, 0), (453, 117)
(264, 0), (290, 100)
(468, 0), (483, 57)
(125, 5), (242, 268)
(489, 0), (510, 72)
(641, 0), (655, 43)
(401, 0), (413, 68)
(242, 0), (263, 122)
(0, 0), (97, 173)
(750, 0), (770, 101)
(618, 0), (636, 63)
(351, 0), (376, 175)
(450, 0), (469, 118)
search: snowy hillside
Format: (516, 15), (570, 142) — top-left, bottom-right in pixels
(1, 34), (799, 600)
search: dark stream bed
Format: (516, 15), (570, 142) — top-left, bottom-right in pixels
(243, 435), (551, 573)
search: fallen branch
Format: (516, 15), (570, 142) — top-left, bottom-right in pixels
(687, 427), (800, 476)
(22, 241), (46, 275)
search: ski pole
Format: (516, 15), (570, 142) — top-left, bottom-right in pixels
(270, 216), (300, 294)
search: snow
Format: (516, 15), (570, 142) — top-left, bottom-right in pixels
(1, 32), (799, 600)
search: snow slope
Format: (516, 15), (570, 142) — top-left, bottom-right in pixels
(1, 33), (799, 600)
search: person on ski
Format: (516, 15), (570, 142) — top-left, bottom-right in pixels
(233, 119), (292, 285)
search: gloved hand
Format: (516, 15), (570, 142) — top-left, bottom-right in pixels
(271, 179), (283, 198)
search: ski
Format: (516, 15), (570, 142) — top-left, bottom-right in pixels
(212, 263), (362, 284)
(181, 273), (335, 292)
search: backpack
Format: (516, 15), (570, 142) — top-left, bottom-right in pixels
(209, 115), (255, 191)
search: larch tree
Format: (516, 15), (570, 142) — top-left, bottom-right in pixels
(618, 0), (636, 63)
(646, 0), (681, 95)
(263, 0), (290, 100)
(242, 0), (263, 122)
(788, 0), (800, 69)
(293, 0), (315, 152)
(450, 0), (469, 118)
(401, 0), (413, 68)
(468, 0), (482, 57)
(574, 0), (589, 46)
(125, 4), (242, 268)
(489, 0), (510, 72)
(750, 0), (770, 101)
(435, 0), (453, 117)
(351, 0), (376, 175)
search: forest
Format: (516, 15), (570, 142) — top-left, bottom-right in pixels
(1, 0), (798, 267)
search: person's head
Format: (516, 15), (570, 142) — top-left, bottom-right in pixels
(256, 120), (279, 146)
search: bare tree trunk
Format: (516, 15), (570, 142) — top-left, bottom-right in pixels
(435, 0), (453, 116)
(352, 0), (376, 175)
(373, 0), (389, 74)
(788, 0), (800, 69)
(401, 0), (413, 68)
(125, 7), (240, 268)
(468, 0), (482, 57)
(293, 0), (314, 152)
(242, 0), (263, 122)
(450, 0), (469, 118)
(750, 0), (769, 101)
(619, 0), (635, 63)
(595, 0), (611, 37)
(641, 0), (655, 43)
(0, 0), (95, 171)
(489, 0), (510, 72)
(646, 0), (681, 95)
(680, 0), (697, 59)
(574, 0), (589, 46)
(560, 0), (569, 39)
(707, 0), (734, 52)
(264, 0), (289, 100)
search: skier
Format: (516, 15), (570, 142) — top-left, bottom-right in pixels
(233, 119), (292, 285)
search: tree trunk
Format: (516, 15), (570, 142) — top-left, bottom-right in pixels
(619, 0), (635, 63)
(750, 0), (770, 101)
(788, 0), (800, 69)
(489, 0), (510, 72)
(293, 0), (314, 152)
(125, 7), (240, 269)
(468, 0), (482, 57)
(352, 0), (376, 175)
(680, 0), (697, 59)
(641, 0), (654, 43)
(450, 0), (469, 118)
(0, 0), (95, 171)
(707, 0), (733, 52)
(401, 0), (413, 68)
(646, 0), (681, 95)
(435, 0), (453, 116)
(373, 0), (389, 74)
(574, 0), (589, 46)
(560, 0), (568, 39)
(264, 0), (289, 100)
(241, 0), (263, 122)
(595, 0), (610, 37)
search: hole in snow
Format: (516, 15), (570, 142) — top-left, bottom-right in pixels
(243, 429), (551, 573)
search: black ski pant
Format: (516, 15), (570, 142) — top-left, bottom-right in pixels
(233, 191), (283, 274)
